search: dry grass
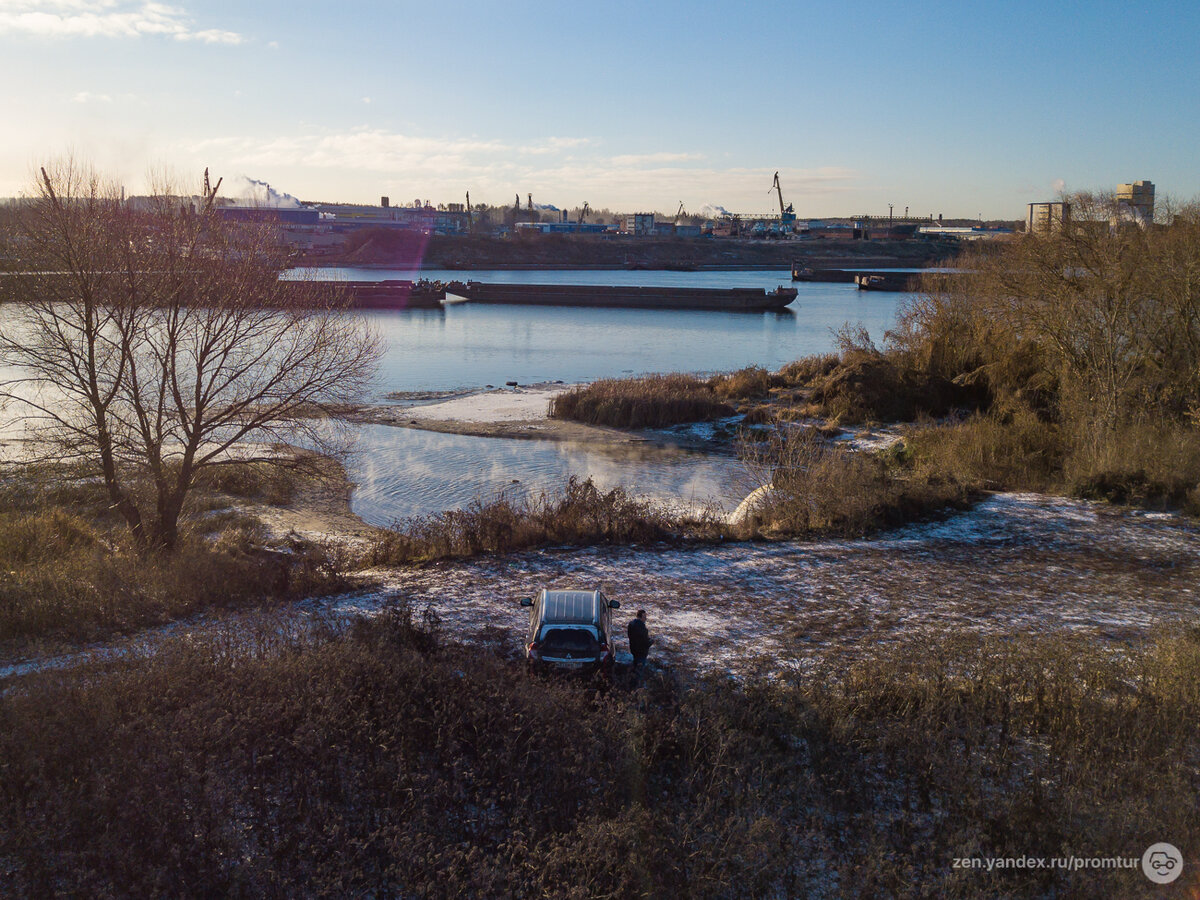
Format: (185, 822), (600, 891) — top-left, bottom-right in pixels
(1066, 419), (1200, 509)
(737, 426), (972, 538)
(903, 410), (1066, 492)
(367, 476), (723, 565)
(548, 374), (735, 428)
(0, 463), (355, 648)
(903, 412), (1200, 512)
(706, 365), (780, 400)
(1, 611), (1195, 897)
(0, 514), (350, 647)
(801, 350), (988, 425)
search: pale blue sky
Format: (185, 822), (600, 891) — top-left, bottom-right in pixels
(1, 0), (1196, 217)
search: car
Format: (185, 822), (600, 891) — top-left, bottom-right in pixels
(520, 589), (621, 676)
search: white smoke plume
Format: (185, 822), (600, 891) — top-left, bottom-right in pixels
(697, 203), (731, 219)
(223, 175), (304, 208)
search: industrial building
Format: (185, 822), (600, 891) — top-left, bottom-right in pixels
(1116, 180), (1155, 227)
(1027, 201), (1071, 235)
(312, 202), (469, 235)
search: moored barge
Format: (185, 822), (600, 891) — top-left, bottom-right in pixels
(455, 282), (797, 311)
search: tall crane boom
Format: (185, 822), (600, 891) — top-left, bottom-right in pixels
(771, 172), (785, 218)
(770, 171), (796, 227)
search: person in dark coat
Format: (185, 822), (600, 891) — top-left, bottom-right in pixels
(627, 609), (653, 675)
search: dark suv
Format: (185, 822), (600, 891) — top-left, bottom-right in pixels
(520, 589), (620, 676)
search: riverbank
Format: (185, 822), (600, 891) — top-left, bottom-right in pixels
(311, 233), (958, 270)
(344, 382), (731, 448)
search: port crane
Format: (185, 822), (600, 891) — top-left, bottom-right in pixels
(577, 202), (590, 232)
(770, 171), (796, 232)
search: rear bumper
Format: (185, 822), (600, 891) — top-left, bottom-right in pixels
(527, 655), (612, 677)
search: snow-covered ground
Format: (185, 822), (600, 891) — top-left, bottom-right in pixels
(6, 493), (1197, 682)
(397, 383), (569, 424)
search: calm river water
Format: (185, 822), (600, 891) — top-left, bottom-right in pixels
(297, 267), (906, 393)
(2, 269), (912, 522)
(312, 267), (910, 523)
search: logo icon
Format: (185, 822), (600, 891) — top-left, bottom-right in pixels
(1143, 843), (1183, 884)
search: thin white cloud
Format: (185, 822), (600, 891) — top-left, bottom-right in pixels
(72, 90), (112, 102)
(185, 128), (859, 211)
(609, 152), (704, 166)
(0, 1), (244, 43)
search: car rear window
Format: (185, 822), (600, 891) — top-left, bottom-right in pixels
(538, 628), (600, 654)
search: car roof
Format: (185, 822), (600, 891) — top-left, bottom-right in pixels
(540, 590), (604, 625)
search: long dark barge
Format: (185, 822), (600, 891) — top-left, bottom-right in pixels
(330, 279), (447, 308)
(452, 281), (797, 311)
(792, 262), (921, 291)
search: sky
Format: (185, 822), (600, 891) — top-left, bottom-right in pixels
(1, 0), (1197, 218)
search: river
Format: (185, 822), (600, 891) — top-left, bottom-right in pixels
(1, 268), (911, 521)
(304, 267), (909, 521)
(294, 267), (905, 392)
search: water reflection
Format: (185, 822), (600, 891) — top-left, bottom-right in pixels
(348, 424), (750, 524)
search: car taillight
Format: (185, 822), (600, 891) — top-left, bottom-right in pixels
(599, 643), (610, 658)
(527, 642), (540, 660)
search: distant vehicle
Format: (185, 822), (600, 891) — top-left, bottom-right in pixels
(520, 589), (620, 676)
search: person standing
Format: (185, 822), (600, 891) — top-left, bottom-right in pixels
(627, 609), (653, 678)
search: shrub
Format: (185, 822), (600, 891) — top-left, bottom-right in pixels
(2, 620), (1196, 897)
(549, 374), (735, 428)
(805, 351), (988, 425)
(707, 365), (779, 400)
(903, 410), (1066, 492)
(368, 476), (719, 565)
(736, 426), (970, 537)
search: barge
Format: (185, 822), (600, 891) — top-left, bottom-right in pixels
(455, 281), (797, 311)
(336, 279), (448, 308)
(853, 272), (918, 292)
(278, 278), (450, 308)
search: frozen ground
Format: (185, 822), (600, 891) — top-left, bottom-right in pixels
(5, 493), (1196, 682)
(341, 492), (1199, 672)
(397, 383), (569, 424)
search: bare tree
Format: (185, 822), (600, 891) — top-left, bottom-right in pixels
(0, 161), (382, 551)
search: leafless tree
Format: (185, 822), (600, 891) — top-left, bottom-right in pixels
(0, 161), (382, 551)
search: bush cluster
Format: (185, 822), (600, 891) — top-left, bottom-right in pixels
(549, 374), (735, 428)
(367, 476), (719, 565)
(2, 613), (1196, 897)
